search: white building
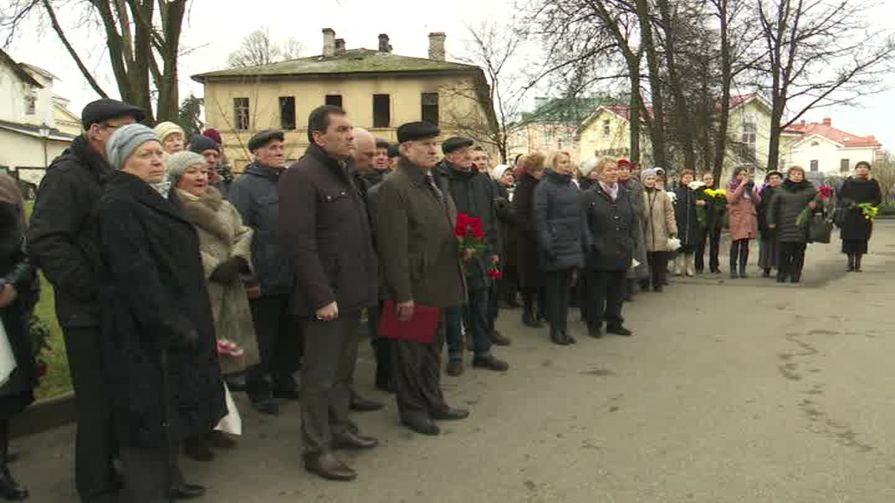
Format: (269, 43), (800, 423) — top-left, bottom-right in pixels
(0, 49), (77, 197)
(781, 117), (883, 178)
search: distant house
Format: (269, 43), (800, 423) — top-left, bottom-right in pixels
(781, 117), (883, 177)
(575, 94), (773, 174)
(506, 96), (612, 163)
(0, 50), (77, 196)
(193, 29), (498, 169)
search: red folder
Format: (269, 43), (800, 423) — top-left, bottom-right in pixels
(378, 300), (441, 343)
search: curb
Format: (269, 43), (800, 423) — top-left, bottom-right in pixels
(11, 392), (75, 438)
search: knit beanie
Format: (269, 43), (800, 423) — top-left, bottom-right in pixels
(165, 151), (207, 185)
(641, 167), (665, 183)
(188, 134), (219, 154)
(106, 124), (159, 170)
(579, 158), (598, 178)
(202, 128), (223, 145)
(153, 121), (184, 142)
(490, 164), (511, 181)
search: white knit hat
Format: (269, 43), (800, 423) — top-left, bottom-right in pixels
(579, 158), (598, 178)
(153, 121), (185, 142)
(490, 164), (511, 181)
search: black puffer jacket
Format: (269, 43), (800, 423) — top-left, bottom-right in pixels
(533, 169), (589, 271)
(673, 186), (700, 248)
(228, 162), (295, 296)
(27, 135), (110, 328)
(513, 173), (543, 288)
(769, 179), (817, 244)
(582, 184), (638, 271)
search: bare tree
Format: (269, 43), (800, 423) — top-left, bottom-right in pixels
(756, 0), (894, 172)
(227, 27), (303, 68)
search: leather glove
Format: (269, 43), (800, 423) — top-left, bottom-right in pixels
(209, 257), (246, 284)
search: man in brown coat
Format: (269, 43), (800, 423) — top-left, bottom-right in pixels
(374, 121), (471, 436)
(278, 105), (379, 481)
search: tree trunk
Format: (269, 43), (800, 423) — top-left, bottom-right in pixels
(656, 0), (695, 171)
(713, 0), (732, 182)
(634, 0), (667, 168)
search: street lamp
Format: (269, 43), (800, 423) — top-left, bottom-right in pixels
(38, 123), (50, 170)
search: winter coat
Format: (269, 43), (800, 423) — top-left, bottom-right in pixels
(355, 169), (386, 197)
(582, 183), (638, 271)
(374, 160), (466, 308)
(756, 185), (779, 239)
(0, 201), (36, 419)
(513, 173), (544, 288)
(533, 169), (589, 271)
(768, 179), (816, 244)
(622, 178), (649, 279)
(97, 171), (225, 449)
(175, 188), (260, 376)
(838, 177), (882, 242)
(493, 180), (517, 269)
(434, 161), (500, 291)
(642, 188), (678, 252)
(725, 180), (761, 240)
(279, 144), (378, 317)
(673, 186), (700, 248)
(228, 162), (295, 296)
(26, 135), (110, 328)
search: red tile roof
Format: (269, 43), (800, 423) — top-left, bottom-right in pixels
(784, 118), (881, 148)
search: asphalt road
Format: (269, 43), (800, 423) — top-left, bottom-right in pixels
(16, 223), (895, 502)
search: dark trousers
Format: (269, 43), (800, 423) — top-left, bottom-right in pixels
(778, 242), (807, 280)
(758, 232), (779, 271)
(62, 326), (119, 502)
(695, 226), (721, 272)
(544, 269), (574, 332)
(584, 269), (626, 328)
(300, 314), (360, 454)
(646, 252), (669, 289)
(248, 295), (302, 389)
(486, 280), (500, 332)
(729, 239), (750, 273)
(119, 445), (183, 503)
(392, 317), (450, 422)
(444, 305), (464, 362)
(462, 288), (493, 358)
(367, 303), (394, 390)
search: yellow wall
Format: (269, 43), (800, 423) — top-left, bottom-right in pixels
(203, 74), (493, 169)
(577, 109), (646, 163)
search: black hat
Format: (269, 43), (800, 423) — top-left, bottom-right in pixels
(387, 145), (401, 158)
(441, 136), (474, 154)
(375, 138), (390, 149)
(397, 121), (440, 143)
(764, 170), (783, 182)
(248, 129), (285, 152)
(81, 99), (145, 129)
(188, 134), (219, 154)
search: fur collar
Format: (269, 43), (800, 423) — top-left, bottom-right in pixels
(176, 187), (234, 244)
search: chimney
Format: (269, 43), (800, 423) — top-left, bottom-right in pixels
(822, 117), (832, 126)
(322, 28), (336, 57)
(378, 34), (392, 53)
(335, 38), (346, 55)
(429, 32), (446, 61)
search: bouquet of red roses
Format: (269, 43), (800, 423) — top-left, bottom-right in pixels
(455, 213), (488, 259)
(795, 185), (834, 226)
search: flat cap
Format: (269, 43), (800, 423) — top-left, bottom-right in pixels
(441, 136), (474, 154)
(397, 121), (440, 143)
(375, 138), (391, 149)
(188, 134), (219, 154)
(81, 99), (145, 129)
(248, 129), (285, 152)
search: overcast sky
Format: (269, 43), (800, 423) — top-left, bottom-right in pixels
(6, 0), (894, 150)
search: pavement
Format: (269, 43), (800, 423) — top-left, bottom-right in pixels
(14, 223), (895, 502)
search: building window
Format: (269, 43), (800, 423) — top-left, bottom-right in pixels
(325, 95), (342, 107)
(233, 97), (250, 131)
(602, 119), (610, 136)
(421, 93), (439, 124)
(279, 96), (296, 130)
(373, 94), (390, 128)
(810, 160), (819, 172)
(840, 158), (850, 173)
(741, 113), (757, 160)
(25, 88), (37, 115)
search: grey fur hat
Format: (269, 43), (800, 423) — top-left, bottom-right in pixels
(165, 151), (207, 185)
(105, 124), (159, 170)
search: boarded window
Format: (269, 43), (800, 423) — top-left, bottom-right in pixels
(373, 94), (390, 128)
(234, 97), (250, 130)
(325, 95), (342, 107)
(840, 158), (850, 173)
(279, 96), (296, 130)
(421, 93), (439, 124)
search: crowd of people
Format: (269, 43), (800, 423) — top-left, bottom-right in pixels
(0, 97), (883, 501)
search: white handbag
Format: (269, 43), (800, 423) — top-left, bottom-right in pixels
(0, 319), (18, 387)
(214, 382), (242, 435)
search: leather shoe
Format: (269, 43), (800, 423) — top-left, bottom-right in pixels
(489, 330), (511, 346)
(430, 407), (469, 421)
(588, 325), (603, 338)
(350, 395), (383, 412)
(607, 325), (633, 336)
(167, 483), (205, 499)
(401, 416), (440, 435)
(472, 354), (509, 371)
(304, 452), (357, 481)
(446, 360), (464, 376)
(333, 431), (378, 450)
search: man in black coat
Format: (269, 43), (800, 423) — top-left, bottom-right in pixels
(27, 98), (143, 503)
(434, 138), (509, 377)
(695, 171), (725, 274)
(228, 129), (297, 415)
(279, 105), (380, 481)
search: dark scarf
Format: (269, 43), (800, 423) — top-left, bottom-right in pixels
(782, 178), (812, 193)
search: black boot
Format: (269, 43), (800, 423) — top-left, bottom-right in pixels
(762, 268), (771, 278)
(246, 376), (279, 415)
(854, 254), (863, 272)
(729, 242), (739, 279)
(738, 241), (749, 278)
(847, 253), (855, 271)
(549, 325), (567, 346)
(0, 422), (27, 501)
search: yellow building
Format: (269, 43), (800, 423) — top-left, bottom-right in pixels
(193, 30), (498, 169)
(576, 94), (773, 175)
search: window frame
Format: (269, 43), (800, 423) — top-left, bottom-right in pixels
(421, 92), (439, 125)
(372, 94), (391, 128)
(279, 96), (296, 131)
(233, 97), (250, 131)
(325, 94), (343, 108)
